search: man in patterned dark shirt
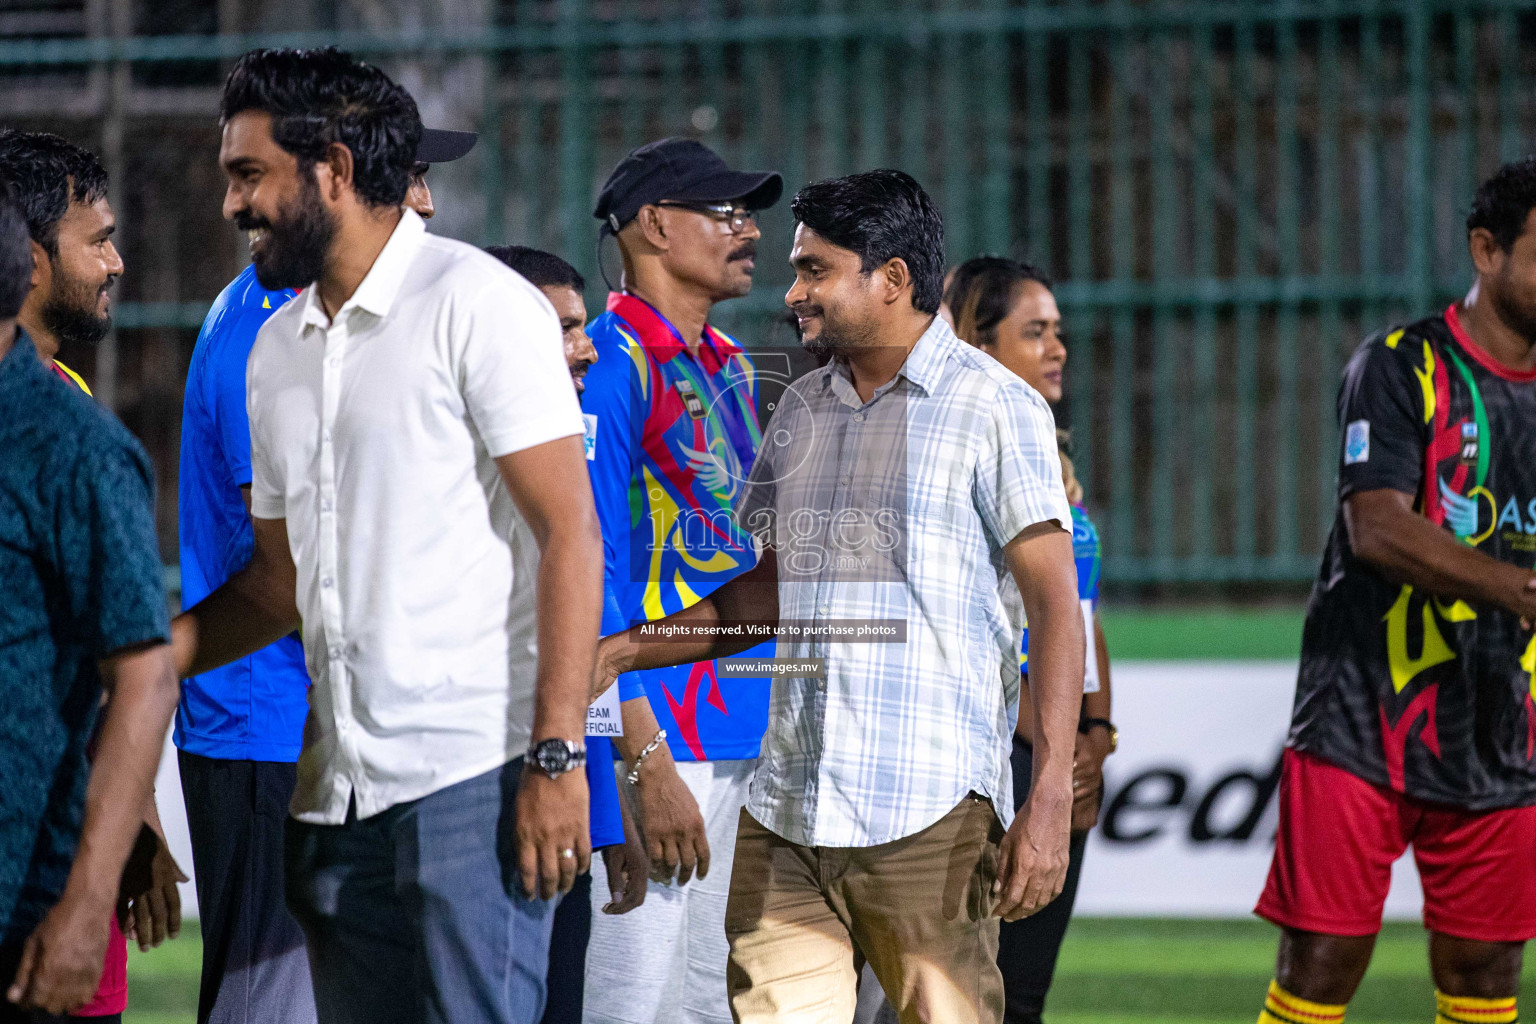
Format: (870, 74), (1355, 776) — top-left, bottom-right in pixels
(0, 171), (179, 1019)
(1255, 160), (1536, 1024)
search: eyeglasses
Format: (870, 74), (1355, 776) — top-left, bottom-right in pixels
(655, 201), (756, 234)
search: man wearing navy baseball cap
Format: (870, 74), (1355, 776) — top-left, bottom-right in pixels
(581, 138), (781, 1024)
(404, 127), (477, 220)
(174, 120), (476, 1024)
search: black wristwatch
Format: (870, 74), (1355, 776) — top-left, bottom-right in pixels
(1079, 718), (1119, 754)
(527, 738), (587, 779)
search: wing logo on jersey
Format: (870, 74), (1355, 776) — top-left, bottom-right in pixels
(1437, 477), (1497, 546)
(679, 438), (742, 502)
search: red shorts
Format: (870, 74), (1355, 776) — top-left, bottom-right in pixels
(1256, 748), (1536, 941)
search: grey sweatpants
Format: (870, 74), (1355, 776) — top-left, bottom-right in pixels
(582, 758), (754, 1024)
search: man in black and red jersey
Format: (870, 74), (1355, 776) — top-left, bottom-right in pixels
(1253, 160), (1536, 1024)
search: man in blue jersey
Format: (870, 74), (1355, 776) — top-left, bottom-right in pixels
(174, 125), (474, 1024)
(580, 138), (781, 1024)
(485, 244), (644, 1024)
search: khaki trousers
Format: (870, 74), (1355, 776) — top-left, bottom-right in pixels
(724, 795), (1005, 1024)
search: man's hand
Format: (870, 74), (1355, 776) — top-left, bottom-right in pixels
(118, 825), (188, 951)
(601, 839), (649, 915)
(632, 749), (709, 886)
(515, 768), (591, 900)
(602, 773), (649, 914)
(590, 637), (625, 703)
(1346, 489), (1536, 623)
(1519, 576), (1536, 630)
(6, 885), (112, 1014)
(1070, 730), (1110, 833)
(993, 775), (1071, 922)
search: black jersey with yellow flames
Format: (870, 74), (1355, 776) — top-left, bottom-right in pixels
(1291, 305), (1536, 809)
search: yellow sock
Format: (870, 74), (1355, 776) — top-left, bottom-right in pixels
(1435, 990), (1517, 1024)
(1259, 980), (1347, 1024)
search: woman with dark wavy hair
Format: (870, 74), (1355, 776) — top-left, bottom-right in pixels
(945, 256), (1118, 1024)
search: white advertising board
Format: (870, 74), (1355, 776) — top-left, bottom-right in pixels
(1076, 660), (1425, 920)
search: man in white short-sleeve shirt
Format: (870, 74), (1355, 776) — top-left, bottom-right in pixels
(170, 48), (603, 1024)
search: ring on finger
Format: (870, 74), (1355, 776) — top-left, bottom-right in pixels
(560, 848), (576, 860)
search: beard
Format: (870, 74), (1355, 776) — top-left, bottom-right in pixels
(792, 299), (878, 362)
(236, 170), (335, 291)
(40, 268), (113, 348)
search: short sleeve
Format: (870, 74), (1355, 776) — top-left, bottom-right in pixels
(973, 381), (1072, 550)
(1336, 334), (1425, 501)
(246, 341), (285, 521)
(56, 440), (170, 658)
(456, 276), (584, 458)
(580, 324), (643, 632)
(212, 311), (260, 488)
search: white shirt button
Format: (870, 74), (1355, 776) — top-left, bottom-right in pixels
(853, 413), (864, 422)
(322, 577), (334, 588)
(322, 499), (333, 512)
(329, 645), (343, 660)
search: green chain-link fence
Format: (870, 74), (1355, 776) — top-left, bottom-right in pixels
(6, 0), (1536, 585)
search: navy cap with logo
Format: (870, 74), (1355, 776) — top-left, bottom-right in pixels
(594, 137), (783, 236)
(415, 128), (478, 165)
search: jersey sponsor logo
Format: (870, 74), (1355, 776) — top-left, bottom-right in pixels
(582, 413), (598, 461)
(674, 378), (707, 419)
(1439, 480), (1536, 546)
(1495, 496), (1536, 536)
(1459, 421), (1479, 466)
(1344, 419), (1370, 464)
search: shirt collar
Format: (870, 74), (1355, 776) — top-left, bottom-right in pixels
(815, 314), (949, 403)
(301, 209), (427, 330)
(606, 291), (743, 362)
(898, 315), (950, 396)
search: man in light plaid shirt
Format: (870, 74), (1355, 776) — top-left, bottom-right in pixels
(591, 170), (1084, 1024)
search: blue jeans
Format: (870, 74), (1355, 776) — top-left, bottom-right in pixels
(284, 760), (558, 1024)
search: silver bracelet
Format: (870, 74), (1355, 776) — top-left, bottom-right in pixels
(626, 729), (668, 785)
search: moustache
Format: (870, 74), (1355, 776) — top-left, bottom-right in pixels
(728, 243), (757, 262)
(233, 212), (271, 233)
(789, 303), (822, 321)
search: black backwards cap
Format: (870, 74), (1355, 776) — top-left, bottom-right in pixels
(594, 137), (783, 237)
(415, 128), (478, 164)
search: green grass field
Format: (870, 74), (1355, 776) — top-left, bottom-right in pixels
(123, 916), (1531, 1023)
(1099, 606), (1307, 661)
